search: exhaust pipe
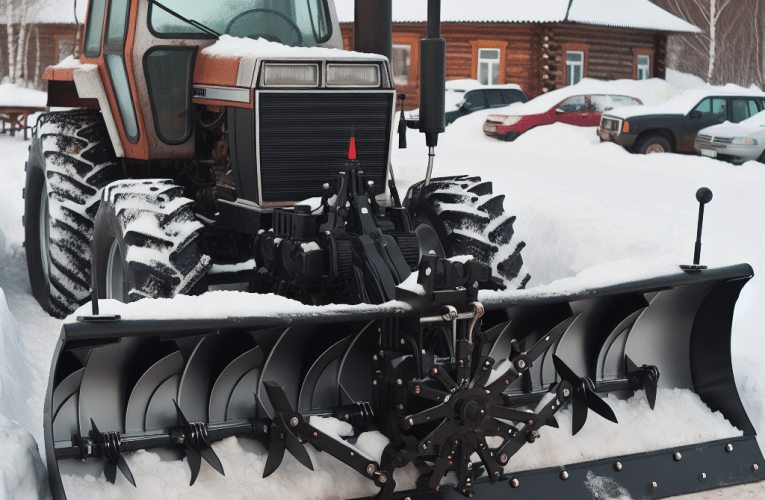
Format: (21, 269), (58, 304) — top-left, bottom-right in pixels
(353, 0), (392, 62)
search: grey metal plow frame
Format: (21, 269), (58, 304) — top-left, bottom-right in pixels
(43, 263), (764, 500)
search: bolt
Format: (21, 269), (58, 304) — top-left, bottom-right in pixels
(263, 425), (268, 433)
(517, 359), (526, 370)
(373, 380), (377, 385)
(595, 494), (599, 498)
(726, 443), (734, 452)
(426, 267), (432, 276)
(432, 367), (439, 374)
(560, 471), (569, 480)
(323, 183), (330, 189)
(398, 404), (404, 410)
(674, 452), (682, 461)
(178, 435), (185, 444)
(651, 482), (658, 489)
(563, 389), (570, 398)
(408, 418), (414, 427)
(378, 472), (388, 484)
(700, 473), (707, 480)
(511, 478), (520, 488)
(485, 360), (491, 366)
(422, 443), (428, 450)
(500, 453), (508, 464)
(614, 462), (623, 471)
(415, 385), (421, 394)
(368, 181), (375, 187)
(528, 420), (534, 425)
(754, 464), (760, 472)
(400, 338), (406, 345)
(397, 379), (403, 385)
(290, 417), (299, 427)
(473, 281), (479, 288)
(345, 414), (350, 420)
(486, 389), (491, 394)
(373, 354), (378, 361)
(350, 452), (354, 457)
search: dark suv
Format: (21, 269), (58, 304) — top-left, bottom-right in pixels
(445, 85), (527, 124)
(598, 90), (765, 154)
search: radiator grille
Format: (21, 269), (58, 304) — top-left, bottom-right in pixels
(258, 92), (393, 203)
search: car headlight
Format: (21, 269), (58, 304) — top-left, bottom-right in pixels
(503, 116), (522, 126)
(263, 63), (319, 87)
(731, 137), (757, 145)
(327, 64), (381, 87)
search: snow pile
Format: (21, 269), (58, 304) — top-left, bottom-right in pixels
(503, 388), (742, 473)
(0, 83), (47, 108)
(49, 56), (88, 70)
(483, 77), (679, 118)
(665, 68), (709, 92)
(0, 288), (38, 434)
(609, 85), (765, 120)
(202, 35), (385, 61)
(0, 414), (49, 500)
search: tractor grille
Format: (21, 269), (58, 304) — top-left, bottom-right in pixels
(258, 92), (393, 203)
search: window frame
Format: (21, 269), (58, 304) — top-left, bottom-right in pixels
(469, 40), (508, 85)
(563, 43), (589, 86)
(632, 48), (655, 80)
(391, 33), (420, 86)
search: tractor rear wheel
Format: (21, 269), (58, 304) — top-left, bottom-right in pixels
(91, 180), (211, 303)
(403, 175), (531, 289)
(24, 110), (122, 317)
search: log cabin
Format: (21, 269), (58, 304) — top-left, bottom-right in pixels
(334, 0), (701, 109)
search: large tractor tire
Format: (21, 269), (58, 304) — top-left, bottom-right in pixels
(91, 179), (211, 302)
(404, 175), (531, 289)
(24, 110), (122, 318)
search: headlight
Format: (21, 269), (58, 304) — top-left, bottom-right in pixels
(503, 116), (522, 126)
(263, 63), (319, 87)
(731, 137), (757, 145)
(327, 64), (380, 87)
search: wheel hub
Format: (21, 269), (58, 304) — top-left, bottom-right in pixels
(455, 392), (489, 429)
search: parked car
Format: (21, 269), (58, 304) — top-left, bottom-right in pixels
(483, 93), (642, 141)
(694, 109), (765, 164)
(408, 79), (527, 125)
(598, 88), (765, 154)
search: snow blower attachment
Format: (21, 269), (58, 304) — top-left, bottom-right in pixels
(45, 257), (761, 500)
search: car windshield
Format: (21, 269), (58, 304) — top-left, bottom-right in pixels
(150, 0), (332, 46)
(589, 95), (642, 112)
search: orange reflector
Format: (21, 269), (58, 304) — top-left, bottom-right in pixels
(622, 121), (630, 133)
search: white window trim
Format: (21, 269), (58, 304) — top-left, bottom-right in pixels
(477, 48), (501, 85)
(637, 55), (650, 80)
(566, 51), (584, 86)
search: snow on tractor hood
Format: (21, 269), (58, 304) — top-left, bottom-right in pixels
(202, 35), (387, 62)
(195, 35), (388, 88)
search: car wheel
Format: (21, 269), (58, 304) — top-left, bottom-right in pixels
(636, 134), (672, 154)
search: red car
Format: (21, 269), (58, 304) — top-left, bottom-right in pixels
(483, 93), (642, 141)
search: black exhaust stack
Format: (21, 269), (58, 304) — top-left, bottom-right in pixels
(419, 0), (446, 149)
(353, 0), (392, 63)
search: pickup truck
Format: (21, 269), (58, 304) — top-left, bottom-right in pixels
(598, 89), (765, 154)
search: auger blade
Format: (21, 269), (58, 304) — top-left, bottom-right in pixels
(571, 396), (588, 436)
(201, 444), (225, 477)
(263, 427), (286, 478)
(187, 447), (203, 486)
(552, 355), (579, 386)
(584, 389), (618, 424)
(276, 415), (314, 471)
(546, 416), (559, 428)
(90, 419), (136, 486)
(625, 356), (660, 410)
(115, 455), (136, 487)
(645, 379), (658, 410)
(104, 462), (117, 485)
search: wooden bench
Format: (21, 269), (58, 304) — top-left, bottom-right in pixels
(0, 106), (47, 140)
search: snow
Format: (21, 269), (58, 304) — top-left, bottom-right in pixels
(0, 83), (47, 108)
(202, 35), (386, 61)
(334, 0), (700, 33)
(475, 77), (680, 118)
(49, 56), (91, 70)
(3, 71), (765, 500)
(608, 85), (765, 120)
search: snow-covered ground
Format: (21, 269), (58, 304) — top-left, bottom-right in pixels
(2, 74), (765, 499)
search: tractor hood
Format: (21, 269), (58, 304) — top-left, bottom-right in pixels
(194, 35), (390, 88)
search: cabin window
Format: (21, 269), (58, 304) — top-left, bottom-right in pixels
(477, 48), (500, 85)
(392, 44), (411, 86)
(637, 55), (650, 80)
(566, 51), (584, 86)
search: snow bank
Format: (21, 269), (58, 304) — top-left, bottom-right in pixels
(0, 288), (38, 435)
(665, 68), (708, 92)
(0, 83), (47, 108)
(0, 414), (49, 500)
(485, 77), (679, 117)
(202, 35), (385, 61)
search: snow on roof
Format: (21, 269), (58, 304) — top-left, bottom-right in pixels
(202, 35), (386, 61)
(334, 0), (701, 33)
(608, 85), (765, 119)
(0, 0), (88, 25)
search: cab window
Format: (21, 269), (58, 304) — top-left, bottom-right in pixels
(692, 98), (727, 120)
(731, 98), (761, 123)
(463, 91), (487, 111)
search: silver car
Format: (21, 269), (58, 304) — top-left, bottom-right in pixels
(695, 110), (765, 164)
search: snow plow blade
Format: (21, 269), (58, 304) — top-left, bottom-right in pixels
(44, 263), (762, 500)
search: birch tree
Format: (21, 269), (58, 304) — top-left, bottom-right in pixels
(6, 0), (15, 83)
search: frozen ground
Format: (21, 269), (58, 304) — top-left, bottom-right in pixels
(1, 75), (765, 499)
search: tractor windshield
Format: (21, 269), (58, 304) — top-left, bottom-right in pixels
(150, 0), (332, 46)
